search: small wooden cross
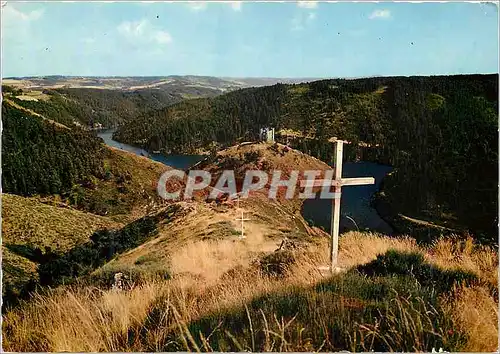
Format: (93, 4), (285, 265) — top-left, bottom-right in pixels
(235, 210), (251, 239)
(300, 140), (375, 273)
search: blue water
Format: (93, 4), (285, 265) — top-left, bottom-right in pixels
(97, 129), (205, 170)
(301, 162), (394, 235)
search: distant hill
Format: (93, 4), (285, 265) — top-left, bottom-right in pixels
(2, 76), (324, 128)
(2, 75), (321, 91)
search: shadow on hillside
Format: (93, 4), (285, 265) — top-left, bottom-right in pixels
(356, 250), (478, 294)
(141, 249), (474, 352)
(2, 204), (184, 309)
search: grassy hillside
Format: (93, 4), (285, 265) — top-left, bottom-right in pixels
(1, 145), (172, 306)
(3, 231), (497, 352)
(2, 194), (122, 303)
(69, 146), (170, 219)
(2, 101), (174, 306)
(114, 74), (499, 242)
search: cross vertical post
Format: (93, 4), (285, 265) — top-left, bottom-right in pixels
(331, 140), (343, 272)
(299, 139), (375, 275)
(241, 211), (245, 238)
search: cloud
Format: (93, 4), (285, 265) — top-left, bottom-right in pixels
(368, 9), (391, 20)
(2, 4), (44, 42)
(229, 1), (242, 11)
(187, 2), (208, 11)
(186, 1), (243, 12)
(2, 4), (43, 22)
(291, 11), (316, 31)
(297, 1), (318, 9)
(82, 37), (96, 44)
(117, 19), (172, 45)
(117, 19), (148, 37)
(155, 31), (172, 44)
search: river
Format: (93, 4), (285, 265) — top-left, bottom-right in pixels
(98, 129), (393, 234)
(97, 129), (205, 170)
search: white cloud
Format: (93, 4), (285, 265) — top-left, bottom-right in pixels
(297, 1), (318, 9)
(2, 4), (44, 42)
(187, 1), (208, 11)
(291, 11), (316, 31)
(186, 1), (243, 12)
(82, 37), (96, 44)
(229, 1), (242, 11)
(155, 31), (172, 44)
(2, 4), (43, 22)
(368, 9), (391, 20)
(117, 19), (172, 45)
(117, 19), (148, 37)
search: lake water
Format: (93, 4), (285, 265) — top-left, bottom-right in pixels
(97, 129), (205, 170)
(301, 162), (394, 235)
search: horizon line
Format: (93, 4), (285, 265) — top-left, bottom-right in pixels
(3, 72), (499, 80)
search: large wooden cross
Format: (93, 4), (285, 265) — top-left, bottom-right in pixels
(300, 140), (375, 273)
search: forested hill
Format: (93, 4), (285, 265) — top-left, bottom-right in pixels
(113, 74), (498, 154)
(2, 101), (105, 197)
(1, 87), (192, 129)
(114, 74), (498, 242)
(1, 101), (168, 217)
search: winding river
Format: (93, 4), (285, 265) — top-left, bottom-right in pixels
(98, 129), (393, 234)
(97, 129), (205, 170)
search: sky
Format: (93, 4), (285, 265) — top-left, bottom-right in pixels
(1, 1), (499, 78)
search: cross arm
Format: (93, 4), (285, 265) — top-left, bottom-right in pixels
(300, 177), (375, 188)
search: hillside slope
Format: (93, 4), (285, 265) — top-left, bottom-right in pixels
(2, 75), (314, 128)
(2, 100), (170, 219)
(2, 143), (498, 352)
(2, 194), (122, 302)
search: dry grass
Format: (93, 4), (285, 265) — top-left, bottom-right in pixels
(1, 193), (124, 302)
(442, 285), (499, 352)
(3, 231), (497, 352)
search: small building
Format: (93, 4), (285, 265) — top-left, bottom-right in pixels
(260, 127), (275, 143)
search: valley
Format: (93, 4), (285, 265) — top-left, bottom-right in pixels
(1, 74), (498, 352)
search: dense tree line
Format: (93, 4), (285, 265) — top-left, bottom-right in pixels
(4, 87), (182, 128)
(3, 81), (227, 129)
(114, 74), (498, 241)
(1, 102), (105, 197)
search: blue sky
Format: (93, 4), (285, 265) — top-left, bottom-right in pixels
(2, 1), (498, 78)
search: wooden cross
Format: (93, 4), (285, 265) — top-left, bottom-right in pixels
(235, 210), (250, 239)
(300, 140), (375, 273)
